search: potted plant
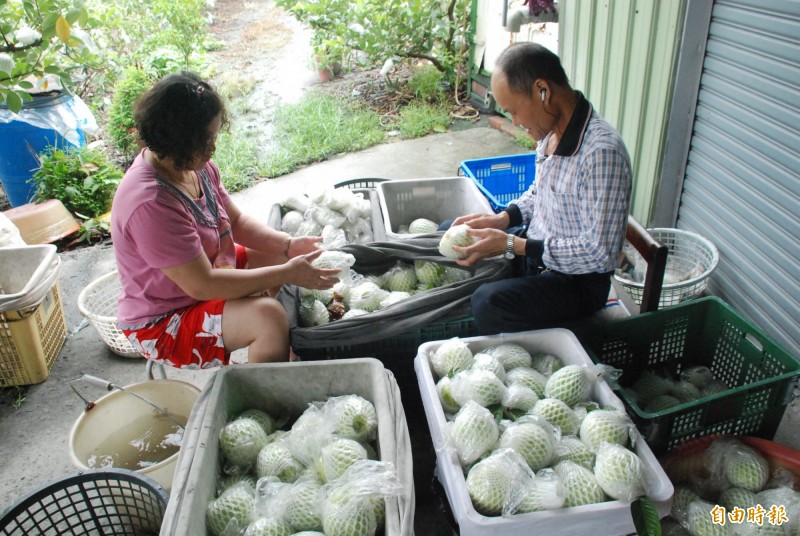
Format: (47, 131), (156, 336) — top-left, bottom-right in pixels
(312, 42), (344, 82)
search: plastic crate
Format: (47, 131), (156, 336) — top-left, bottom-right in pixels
(162, 358), (414, 536)
(459, 153), (536, 213)
(0, 468), (168, 536)
(268, 186), (387, 242)
(0, 282), (66, 386)
(297, 314), (478, 361)
(377, 177), (493, 239)
(334, 177), (389, 190)
(578, 296), (800, 456)
(414, 329), (674, 536)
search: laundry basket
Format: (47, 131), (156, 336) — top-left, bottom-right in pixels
(615, 227), (719, 308)
(0, 469), (168, 536)
(77, 271), (141, 358)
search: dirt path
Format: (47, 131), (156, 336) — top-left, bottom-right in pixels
(206, 0), (324, 143)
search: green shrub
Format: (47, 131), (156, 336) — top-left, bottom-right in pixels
(276, 0), (471, 78)
(107, 66), (153, 157)
(33, 145), (123, 218)
(396, 102), (450, 139)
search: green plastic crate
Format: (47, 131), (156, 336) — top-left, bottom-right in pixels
(578, 296), (800, 456)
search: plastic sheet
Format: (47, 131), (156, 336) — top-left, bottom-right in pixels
(0, 245), (60, 311)
(0, 212), (25, 247)
(0, 92), (98, 147)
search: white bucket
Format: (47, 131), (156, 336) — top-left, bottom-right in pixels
(69, 379), (200, 491)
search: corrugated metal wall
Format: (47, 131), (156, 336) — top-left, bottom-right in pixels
(676, 0), (800, 357)
(559, 0), (685, 223)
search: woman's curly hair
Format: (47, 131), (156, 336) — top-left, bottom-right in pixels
(134, 72), (229, 170)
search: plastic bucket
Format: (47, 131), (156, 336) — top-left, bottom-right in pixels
(0, 93), (86, 207)
(68, 379), (200, 492)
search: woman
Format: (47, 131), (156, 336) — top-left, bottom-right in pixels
(111, 72), (339, 368)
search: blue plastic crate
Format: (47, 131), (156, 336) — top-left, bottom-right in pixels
(459, 153), (536, 212)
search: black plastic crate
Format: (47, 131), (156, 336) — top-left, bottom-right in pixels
(0, 469), (168, 536)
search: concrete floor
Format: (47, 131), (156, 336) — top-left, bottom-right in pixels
(0, 125), (525, 517)
(1, 124), (798, 533)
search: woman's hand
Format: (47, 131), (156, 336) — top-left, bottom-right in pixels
(452, 212), (509, 230)
(285, 249), (340, 289)
(287, 235), (323, 258)
(452, 228), (508, 266)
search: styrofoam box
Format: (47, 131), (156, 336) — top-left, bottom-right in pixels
(414, 329), (674, 536)
(378, 177), (493, 240)
(162, 359), (414, 536)
(267, 188), (387, 242)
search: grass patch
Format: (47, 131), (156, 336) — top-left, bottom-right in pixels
(214, 130), (262, 192)
(262, 93), (384, 177)
(396, 102), (451, 139)
(515, 132), (537, 150)
(407, 64), (446, 102)
(216, 71), (258, 100)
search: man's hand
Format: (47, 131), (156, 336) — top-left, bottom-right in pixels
(452, 228), (508, 266)
(452, 211), (510, 230)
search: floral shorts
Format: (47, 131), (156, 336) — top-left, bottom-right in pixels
(121, 245), (248, 369)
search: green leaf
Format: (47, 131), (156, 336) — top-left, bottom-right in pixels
(4, 90), (22, 113)
(504, 408), (527, 421)
(487, 404), (504, 423)
(631, 497), (662, 536)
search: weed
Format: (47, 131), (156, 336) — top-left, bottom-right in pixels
(407, 64), (446, 102)
(396, 102), (451, 139)
(33, 145), (123, 218)
(0, 386), (29, 409)
(74, 213), (111, 245)
(514, 132), (537, 150)
(262, 93), (384, 177)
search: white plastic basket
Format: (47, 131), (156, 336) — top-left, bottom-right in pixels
(615, 227), (719, 308)
(77, 270), (141, 358)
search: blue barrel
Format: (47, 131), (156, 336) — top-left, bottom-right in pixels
(0, 93), (86, 207)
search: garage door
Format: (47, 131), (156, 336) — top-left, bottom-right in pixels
(677, 0), (799, 356)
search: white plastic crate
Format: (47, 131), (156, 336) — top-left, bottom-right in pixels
(162, 358), (414, 536)
(414, 329), (674, 536)
(378, 177), (493, 240)
(267, 188), (387, 242)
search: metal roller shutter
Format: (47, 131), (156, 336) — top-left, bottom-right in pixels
(677, 0), (800, 356)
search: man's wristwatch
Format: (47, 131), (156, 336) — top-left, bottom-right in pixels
(504, 233), (515, 260)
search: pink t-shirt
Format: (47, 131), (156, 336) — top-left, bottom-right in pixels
(112, 151), (235, 327)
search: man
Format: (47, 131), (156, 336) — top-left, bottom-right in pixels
(452, 42), (632, 335)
